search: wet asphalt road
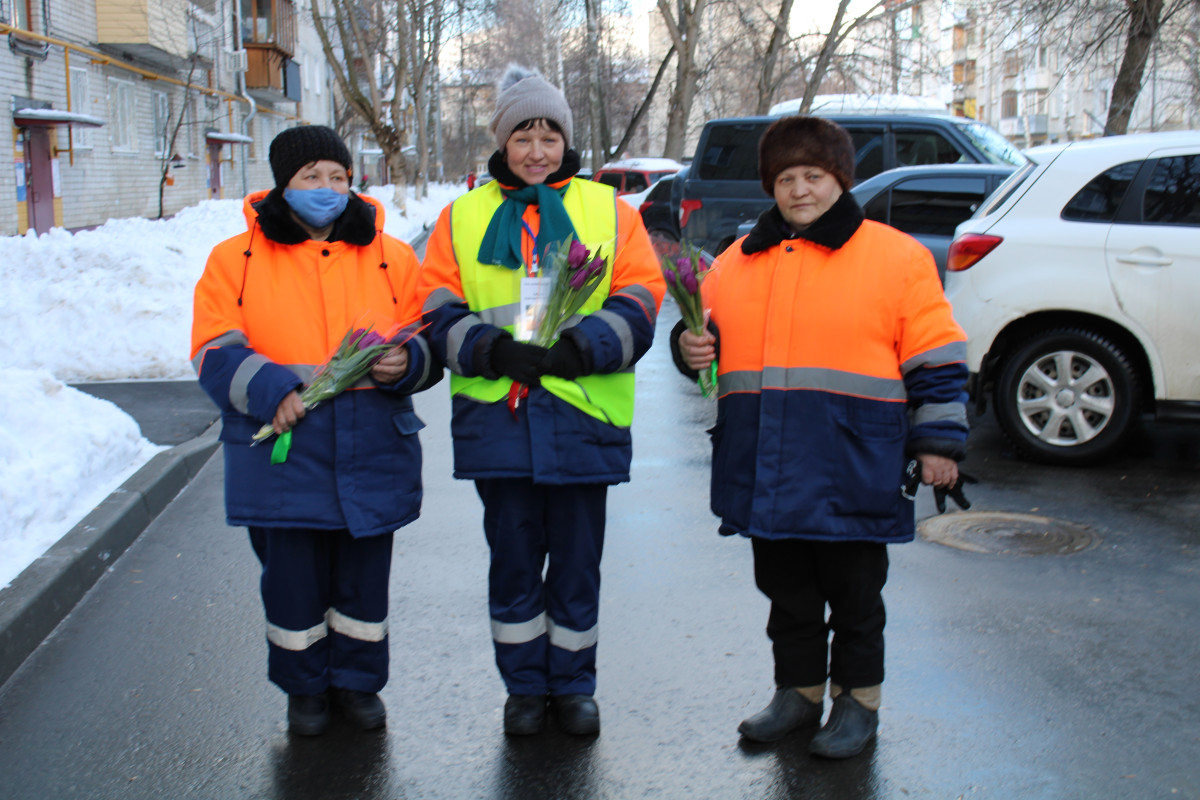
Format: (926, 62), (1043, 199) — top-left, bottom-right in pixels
(2, 301), (1199, 799)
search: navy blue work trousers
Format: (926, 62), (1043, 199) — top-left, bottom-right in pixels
(249, 526), (393, 696)
(475, 479), (607, 697)
(751, 537), (889, 690)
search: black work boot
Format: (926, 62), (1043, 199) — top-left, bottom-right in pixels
(287, 692), (331, 736)
(808, 693), (878, 758)
(737, 688), (823, 742)
(504, 694), (548, 736)
(551, 694), (600, 736)
(331, 688), (387, 731)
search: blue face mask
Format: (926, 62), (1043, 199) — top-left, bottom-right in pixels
(283, 187), (350, 229)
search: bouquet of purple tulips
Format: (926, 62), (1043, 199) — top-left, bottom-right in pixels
(252, 323), (421, 462)
(663, 243), (715, 396)
(508, 235), (607, 414)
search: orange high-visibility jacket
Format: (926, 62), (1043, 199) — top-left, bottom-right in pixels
(702, 215), (968, 543)
(191, 190), (439, 536)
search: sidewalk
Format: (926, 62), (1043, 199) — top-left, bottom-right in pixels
(0, 380), (221, 686)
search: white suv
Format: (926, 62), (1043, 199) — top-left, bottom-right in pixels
(945, 132), (1200, 465)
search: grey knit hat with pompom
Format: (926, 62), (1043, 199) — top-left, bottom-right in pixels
(489, 65), (573, 151)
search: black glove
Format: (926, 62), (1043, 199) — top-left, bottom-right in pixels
(934, 471), (978, 513)
(540, 339), (586, 380)
(490, 337), (547, 386)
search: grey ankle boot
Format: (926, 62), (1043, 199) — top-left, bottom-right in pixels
(737, 688), (823, 742)
(808, 693), (878, 758)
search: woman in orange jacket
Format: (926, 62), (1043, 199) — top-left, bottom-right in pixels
(674, 116), (970, 758)
(191, 126), (440, 736)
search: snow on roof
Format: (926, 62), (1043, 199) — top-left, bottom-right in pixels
(13, 107), (106, 127)
(205, 131), (255, 144)
(769, 94), (950, 117)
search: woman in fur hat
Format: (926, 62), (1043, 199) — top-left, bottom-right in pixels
(672, 115), (971, 758)
(419, 66), (665, 736)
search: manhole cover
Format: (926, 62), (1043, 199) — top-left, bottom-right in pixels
(919, 512), (1098, 555)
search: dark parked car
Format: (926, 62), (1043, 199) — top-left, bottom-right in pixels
(735, 163), (1015, 279)
(677, 113), (1026, 255)
(637, 175), (680, 258)
(851, 163), (1015, 279)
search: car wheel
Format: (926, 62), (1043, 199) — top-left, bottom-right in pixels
(648, 227), (680, 260)
(993, 328), (1141, 465)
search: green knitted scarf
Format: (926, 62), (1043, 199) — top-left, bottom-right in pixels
(477, 181), (578, 273)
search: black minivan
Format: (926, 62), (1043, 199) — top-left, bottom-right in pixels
(677, 113), (1026, 255)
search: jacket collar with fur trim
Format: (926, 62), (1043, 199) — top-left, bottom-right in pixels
(740, 190), (865, 255)
(249, 187), (379, 246)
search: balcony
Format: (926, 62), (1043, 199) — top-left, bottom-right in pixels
(999, 115), (1049, 137)
(95, 0), (192, 71)
(241, 0), (299, 102)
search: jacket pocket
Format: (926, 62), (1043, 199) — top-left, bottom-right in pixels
(392, 410), (426, 436)
(827, 403), (905, 519)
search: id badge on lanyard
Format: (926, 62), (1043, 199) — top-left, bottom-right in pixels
(514, 219), (548, 342)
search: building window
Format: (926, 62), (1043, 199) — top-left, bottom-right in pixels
(10, 0), (31, 29)
(1003, 49), (1021, 77)
(153, 91), (171, 157)
(69, 67), (92, 148)
(109, 78), (137, 152)
(1002, 90), (1018, 119)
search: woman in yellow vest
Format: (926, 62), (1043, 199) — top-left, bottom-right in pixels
(419, 66), (665, 736)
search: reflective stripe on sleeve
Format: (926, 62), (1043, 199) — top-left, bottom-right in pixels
(547, 618), (598, 652)
(191, 330), (250, 374)
(491, 612), (548, 645)
(266, 618), (328, 651)
(718, 367), (907, 400)
(588, 309), (634, 368)
(911, 401), (968, 428)
(901, 341), (967, 374)
(446, 315), (481, 373)
(476, 304), (519, 328)
(423, 286), (465, 313)
(327, 608), (388, 643)
(616, 284), (658, 322)
(230, 353), (271, 414)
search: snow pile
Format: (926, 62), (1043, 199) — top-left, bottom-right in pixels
(0, 182), (462, 588)
(0, 369), (162, 587)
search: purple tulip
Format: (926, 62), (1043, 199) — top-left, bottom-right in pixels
(675, 256), (692, 274)
(680, 267), (699, 294)
(356, 329), (386, 350)
(665, 267), (678, 285)
(587, 255), (605, 277)
(568, 266), (591, 290)
(568, 239), (590, 269)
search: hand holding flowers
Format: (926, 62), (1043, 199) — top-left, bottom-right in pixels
(662, 243), (716, 396)
(508, 235), (607, 415)
(253, 323), (424, 463)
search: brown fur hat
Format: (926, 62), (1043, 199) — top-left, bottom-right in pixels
(758, 116), (856, 195)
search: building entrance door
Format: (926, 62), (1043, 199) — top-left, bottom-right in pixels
(208, 142), (223, 198)
(24, 128), (55, 234)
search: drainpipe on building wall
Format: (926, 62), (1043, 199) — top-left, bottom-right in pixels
(233, 0), (257, 196)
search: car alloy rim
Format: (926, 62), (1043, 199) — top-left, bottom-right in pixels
(1015, 349), (1115, 447)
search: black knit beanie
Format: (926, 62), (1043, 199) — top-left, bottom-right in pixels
(758, 116), (856, 195)
(269, 125), (353, 188)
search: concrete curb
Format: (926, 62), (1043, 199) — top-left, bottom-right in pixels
(0, 423), (222, 688)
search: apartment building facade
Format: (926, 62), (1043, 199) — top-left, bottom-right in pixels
(1, 0), (336, 235)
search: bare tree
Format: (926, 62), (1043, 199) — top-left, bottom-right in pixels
(657, 0), (709, 160)
(310, 0), (411, 212)
(157, 14), (214, 218)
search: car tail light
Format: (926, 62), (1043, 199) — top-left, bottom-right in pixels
(680, 198), (702, 229)
(638, 200), (652, 214)
(947, 233), (1003, 272)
